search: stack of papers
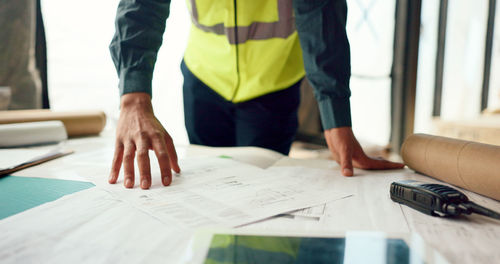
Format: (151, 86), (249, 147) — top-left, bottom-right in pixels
(0, 151), (353, 263)
(95, 157), (351, 228)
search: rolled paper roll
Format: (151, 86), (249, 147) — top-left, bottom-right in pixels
(0, 121), (67, 147)
(401, 133), (500, 201)
(0, 109), (106, 137)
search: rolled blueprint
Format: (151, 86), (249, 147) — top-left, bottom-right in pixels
(0, 109), (106, 137)
(0, 121), (67, 147)
(401, 133), (500, 201)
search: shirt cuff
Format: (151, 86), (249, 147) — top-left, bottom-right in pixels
(119, 69), (153, 96)
(317, 97), (352, 130)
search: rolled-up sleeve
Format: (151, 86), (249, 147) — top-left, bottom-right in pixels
(293, 0), (352, 129)
(109, 0), (171, 97)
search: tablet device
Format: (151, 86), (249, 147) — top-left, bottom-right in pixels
(184, 230), (448, 264)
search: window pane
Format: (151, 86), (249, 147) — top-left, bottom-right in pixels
(347, 0), (395, 146)
(440, 0), (489, 120)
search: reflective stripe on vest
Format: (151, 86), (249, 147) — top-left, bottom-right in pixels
(183, 0), (305, 103)
(188, 0), (295, 44)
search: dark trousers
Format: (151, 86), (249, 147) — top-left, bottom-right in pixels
(181, 61), (301, 155)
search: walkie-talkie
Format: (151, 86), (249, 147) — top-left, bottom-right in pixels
(390, 180), (500, 220)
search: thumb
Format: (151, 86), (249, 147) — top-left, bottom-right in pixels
(339, 144), (354, 176)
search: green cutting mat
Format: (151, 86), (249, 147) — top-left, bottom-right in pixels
(0, 176), (95, 220)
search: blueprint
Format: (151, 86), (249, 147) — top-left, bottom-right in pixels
(95, 157), (351, 228)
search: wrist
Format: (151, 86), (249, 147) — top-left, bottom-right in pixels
(324, 126), (354, 139)
(120, 92), (153, 112)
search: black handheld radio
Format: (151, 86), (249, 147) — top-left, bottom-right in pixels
(390, 180), (500, 220)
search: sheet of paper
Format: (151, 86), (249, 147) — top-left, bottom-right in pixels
(94, 157), (351, 229)
(247, 167), (413, 234)
(0, 187), (192, 264)
(1, 141), (84, 181)
(184, 145), (285, 169)
(287, 203), (327, 218)
(0, 147), (56, 170)
(6, 135), (282, 182)
(266, 166), (350, 221)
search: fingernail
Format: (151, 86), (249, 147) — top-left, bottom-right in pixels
(141, 179), (149, 189)
(125, 179), (132, 188)
(343, 168), (353, 176)
(162, 176), (170, 186)
(108, 174), (114, 183)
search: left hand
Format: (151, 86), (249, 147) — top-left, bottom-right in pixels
(324, 127), (405, 176)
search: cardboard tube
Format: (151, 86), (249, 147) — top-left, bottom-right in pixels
(0, 109), (106, 137)
(401, 133), (500, 201)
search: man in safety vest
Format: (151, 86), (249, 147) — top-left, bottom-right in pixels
(108, 0), (404, 189)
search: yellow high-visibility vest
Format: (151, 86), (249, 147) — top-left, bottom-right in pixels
(184, 0), (305, 102)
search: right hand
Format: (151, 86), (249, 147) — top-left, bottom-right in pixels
(324, 127), (404, 176)
(108, 92), (181, 189)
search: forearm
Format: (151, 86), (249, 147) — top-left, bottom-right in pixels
(293, 0), (352, 129)
(110, 0), (171, 97)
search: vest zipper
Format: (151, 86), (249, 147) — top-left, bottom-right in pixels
(231, 0), (241, 101)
